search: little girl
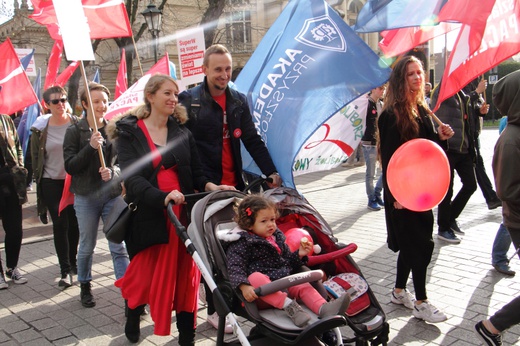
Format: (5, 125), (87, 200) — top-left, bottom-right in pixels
(226, 194), (350, 327)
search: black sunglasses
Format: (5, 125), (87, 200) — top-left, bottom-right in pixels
(49, 98), (67, 105)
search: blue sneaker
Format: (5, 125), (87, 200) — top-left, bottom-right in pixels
(367, 199), (381, 211)
(375, 196), (385, 208)
(437, 229), (461, 244)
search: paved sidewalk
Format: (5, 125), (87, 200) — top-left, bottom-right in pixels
(1, 128), (518, 345)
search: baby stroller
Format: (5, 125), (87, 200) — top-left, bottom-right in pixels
(180, 188), (388, 346)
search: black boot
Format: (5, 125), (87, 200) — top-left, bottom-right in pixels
(177, 311), (196, 346)
(125, 304), (145, 343)
(80, 282), (96, 308)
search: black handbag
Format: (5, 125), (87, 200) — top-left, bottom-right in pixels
(103, 195), (136, 243)
(103, 160), (163, 243)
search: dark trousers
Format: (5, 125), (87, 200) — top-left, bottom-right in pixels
(437, 152), (477, 230)
(40, 178), (79, 275)
(0, 185), (23, 274)
(475, 151), (498, 203)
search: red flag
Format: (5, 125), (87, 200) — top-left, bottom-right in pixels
(147, 53), (170, 76)
(115, 48), (128, 100)
(378, 0), (496, 58)
(44, 40), (63, 90)
(58, 173), (74, 215)
(0, 38), (39, 115)
(55, 61), (80, 87)
(380, 23), (459, 57)
(433, 0), (520, 112)
(30, 0), (132, 40)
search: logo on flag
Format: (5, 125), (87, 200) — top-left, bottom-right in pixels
(296, 16), (346, 52)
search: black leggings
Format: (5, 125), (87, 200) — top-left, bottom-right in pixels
(0, 185), (22, 273)
(40, 178), (79, 275)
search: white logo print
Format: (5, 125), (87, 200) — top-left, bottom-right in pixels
(295, 15), (346, 52)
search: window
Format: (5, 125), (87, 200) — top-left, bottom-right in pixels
(226, 10), (252, 54)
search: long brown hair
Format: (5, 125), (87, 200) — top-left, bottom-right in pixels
(383, 56), (428, 142)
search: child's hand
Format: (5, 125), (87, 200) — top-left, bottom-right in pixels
(239, 284), (258, 302)
(298, 238), (312, 257)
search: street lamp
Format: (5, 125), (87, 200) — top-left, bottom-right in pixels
(141, 2), (162, 63)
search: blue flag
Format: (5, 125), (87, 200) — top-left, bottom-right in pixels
(20, 49), (35, 71)
(17, 68), (41, 157)
(93, 67), (100, 83)
(353, 0), (447, 33)
(234, 0), (391, 188)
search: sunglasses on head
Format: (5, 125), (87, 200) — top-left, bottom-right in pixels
(49, 98), (67, 105)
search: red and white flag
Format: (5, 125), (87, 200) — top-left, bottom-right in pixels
(105, 54), (170, 120)
(55, 61), (80, 87)
(0, 38), (39, 115)
(115, 48), (128, 100)
(44, 40), (64, 90)
(30, 0), (132, 40)
(434, 0), (520, 111)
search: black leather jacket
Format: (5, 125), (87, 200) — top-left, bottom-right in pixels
(179, 78), (277, 190)
(63, 118), (122, 198)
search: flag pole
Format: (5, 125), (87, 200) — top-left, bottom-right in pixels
(131, 35), (144, 77)
(79, 60), (106, 169)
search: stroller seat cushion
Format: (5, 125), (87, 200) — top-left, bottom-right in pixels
(323, 273), (371, 317)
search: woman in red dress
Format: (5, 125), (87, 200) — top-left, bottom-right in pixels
(108, 74), (233, 344)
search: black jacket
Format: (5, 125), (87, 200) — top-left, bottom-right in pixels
(178, 78), (277, 190)
(112, 114), (210, 257)
(63, 118), (122, 198)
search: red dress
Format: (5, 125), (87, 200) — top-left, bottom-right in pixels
(115, 120), (200, 335)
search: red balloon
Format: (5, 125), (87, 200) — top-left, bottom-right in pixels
(284, 228), (314, 256)
(387, 138), (450, 212)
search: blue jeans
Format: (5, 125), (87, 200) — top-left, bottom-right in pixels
(492, 223), (512, 266)
(362, 144), (383, 201)
(74, 192), (129, 283)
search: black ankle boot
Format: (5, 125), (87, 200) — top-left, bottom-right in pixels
(177, 311), (196, 346)
(125, 304), (144, 343)
(80, 282), (96, 308)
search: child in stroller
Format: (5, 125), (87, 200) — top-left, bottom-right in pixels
(225, 195), (351, 328)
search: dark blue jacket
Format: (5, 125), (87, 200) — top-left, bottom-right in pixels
(226, 228), (305, 289)
(179, 78), (277, 190)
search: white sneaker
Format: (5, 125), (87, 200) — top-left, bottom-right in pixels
(207, 312), (233, 334)
(6, 268), (27, 284)
(413, 301), (447, 323)
(390, 289), (416, 309)
(0, 273), (7, 289)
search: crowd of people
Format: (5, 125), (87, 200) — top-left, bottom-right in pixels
(0, 45), (518, 346)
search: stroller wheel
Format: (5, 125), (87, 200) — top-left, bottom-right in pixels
(320, 330), (338, 346)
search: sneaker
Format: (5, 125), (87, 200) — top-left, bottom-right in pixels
(474, 321), (502, 345)
(375, 196), (385, 208)
(283, 300), (311, 327)
(319, 294), (351, 318)
(367, 199), (381, 211)
(0, 273), (7, 289)
(390, 289), (416, 310)
(487, 199), (502, 210)
(58, 273), (73, 288)
(6, 268), (28, 284)
(450, 220), (465, 235)
(413, 301), (447, 323)
(438, 229), (461, 244)
(492, 264), (516, 276)
(206, 312), (233, 334)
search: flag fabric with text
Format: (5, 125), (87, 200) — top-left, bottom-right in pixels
(434, 0), (520, 111)
(115, 48), (128, 100)
(30, 0), (132, 40)
(234, 0), (391, 188)
(354, 0), (447, 33)
(0, 38), (39, 115)
(44, 40), (64, 90)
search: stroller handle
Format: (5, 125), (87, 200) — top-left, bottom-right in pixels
(254, 270), (324, 296)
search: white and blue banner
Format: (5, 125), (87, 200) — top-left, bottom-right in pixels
(235, 0), (391, 188)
